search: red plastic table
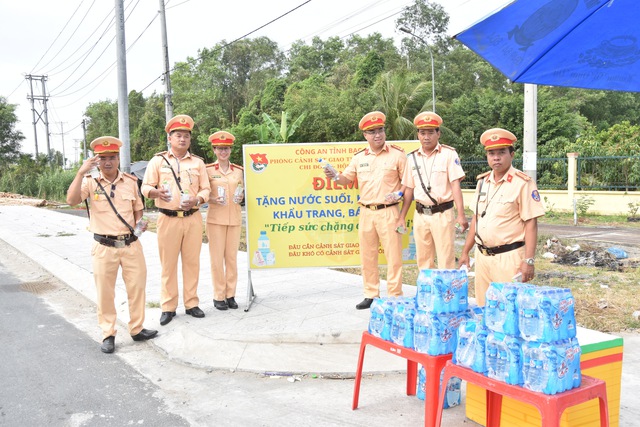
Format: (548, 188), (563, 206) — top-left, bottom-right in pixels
(352, 331), (452, 427)
(435, 360), (609, 427)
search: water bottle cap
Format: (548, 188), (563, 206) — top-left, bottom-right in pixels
(398, 191), (403, 196)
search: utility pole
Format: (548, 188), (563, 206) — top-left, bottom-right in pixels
(159, 0), (173, 125)
(58, 122), (67, 169)
(25, 74), (52, 161)
(523, 84), (538, 181)
(82, 119), (88, 159)
(115, 0), (131, 172)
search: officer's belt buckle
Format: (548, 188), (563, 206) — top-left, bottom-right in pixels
(369, 205), (378, 211)
(177, 211), (185, 218)
(424, 207), (433, 216)
(116, 235), (126, 240)
(478, 245), (494, 256)
(114, 240), (126, 249)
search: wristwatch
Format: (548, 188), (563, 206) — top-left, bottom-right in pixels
(524, 258), (535, 266)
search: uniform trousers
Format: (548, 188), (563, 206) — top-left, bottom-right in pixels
(157, 212), (203, 311)
(414, 207), (456, 270)
(473, 246), (526, 306)
(358, 206), (403, 298)
(91, 239), (146, 339)
(206, 223), (241, 301)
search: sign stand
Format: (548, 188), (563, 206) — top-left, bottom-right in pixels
(244, 270), (256, 312)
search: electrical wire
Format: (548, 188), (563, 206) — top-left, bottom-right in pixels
(30, 0), (87, 73)
(50, 0), (142, 96)
(34, 0), (98, 74)
(138, 0), (313, 93)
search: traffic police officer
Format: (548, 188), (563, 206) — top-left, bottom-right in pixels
(325, 111), (407, 309)
(141, 114), (211, 325)
(66, 136), (157, 353)
(205, 131), (244, 311)
(398, 111), (468, 269)
(459, 128), (546, 306)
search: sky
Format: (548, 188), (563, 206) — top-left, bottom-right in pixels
(1, 0), (511, 163)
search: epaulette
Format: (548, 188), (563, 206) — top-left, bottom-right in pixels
(407, 148), (419, 156)
(123, 172), (138, 181)
(354, 148), (367, 155)
(515, 170), (532, 181)
(154, 151), (168, 157)
(476, 171), (491, 180)
(205, 162), (216, 169)
(440, 144), (456, 151)
(390, 143), (405, 152)
(231, 163), (244, 171)
(191, 153), (204, 161)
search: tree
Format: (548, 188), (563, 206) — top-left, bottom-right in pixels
(257, 111), (307, 143)
(0, 97), (25, 169)
(375, 71), (432, 141)
(84, 100), (119, 142)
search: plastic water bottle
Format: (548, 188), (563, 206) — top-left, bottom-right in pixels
(161, 180), (172, 201)
(415, 270), (433, 311)
(133, 216), (149, 237)
(233, 184), (244, 204)
(473, 326), (488, 374)
(505, 335), (524, 386)
(485, 284), (507, 333)
(368, 298), (385, 338)
(402, 299), (416, 349)
(486, 341), (498, 379)
(454, 320), (476, 368)
(258, 231), (271, 260)
(88, 166), (100, 178)
(413, 310), (430, 353)
(443, 375), (462, 408)
(381, 298), (396, 342)
(527, 358), (547, 393)
(518, 286), (542, 341)
(318, 158), (338, 181)
(417, 365), (426, 400)
(431, 275), (447, 314)
(391, 301), (407, 346)
(384, 190), (403, 204)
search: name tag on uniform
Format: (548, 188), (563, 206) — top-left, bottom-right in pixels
(359, 162), (370, 172)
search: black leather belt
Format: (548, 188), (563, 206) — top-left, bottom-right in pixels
(477, 241), (525, 256)
(361, 202), (399, 211)
(159, 208), (198, 218)
(416, 200), (454, 215)
(94, 234), (138, 248)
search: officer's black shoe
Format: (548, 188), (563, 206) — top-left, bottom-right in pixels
(185, 306), (205, 318)
(160, 311), (176, 326)
(214, 299), (228, 310)
(101, 336), (115, 353)
(226, 297), (239, 309)
(356, 298), (374, 310)
(131, 328), (158, 341)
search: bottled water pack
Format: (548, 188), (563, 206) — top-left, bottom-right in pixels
(455, 318), (488, 374)
(485, 282), (519, 336)
(522, 338), (581, 394)
(415, 269), (468, 314)
(517, 285), (576, 342)
(417, 365), (462, 409)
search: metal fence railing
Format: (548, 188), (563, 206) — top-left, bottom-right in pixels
(460, 156), (640, 191)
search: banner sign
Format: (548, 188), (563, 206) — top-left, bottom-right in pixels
(243, 141), (420, 269)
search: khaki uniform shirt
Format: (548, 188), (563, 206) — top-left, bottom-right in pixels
(141, 150), (211, 209)
(81, 171), (142, 235)
(402, 143), (465, 205)
(206, 162), (244, 226)
(342, 143), (406, 205)
(473, 166), (546, 247)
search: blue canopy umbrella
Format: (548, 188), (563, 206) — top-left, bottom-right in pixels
(455, 0), (640, 92)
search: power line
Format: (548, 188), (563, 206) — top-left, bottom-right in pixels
(30, 0), (87, 73)
(45, 5), (115, 76)
(138, 0), (313, 93)
(50, 0), (142, 96)
(34, 0), (98, 74)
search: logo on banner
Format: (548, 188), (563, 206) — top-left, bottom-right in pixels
(249, 153), (269, 173)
